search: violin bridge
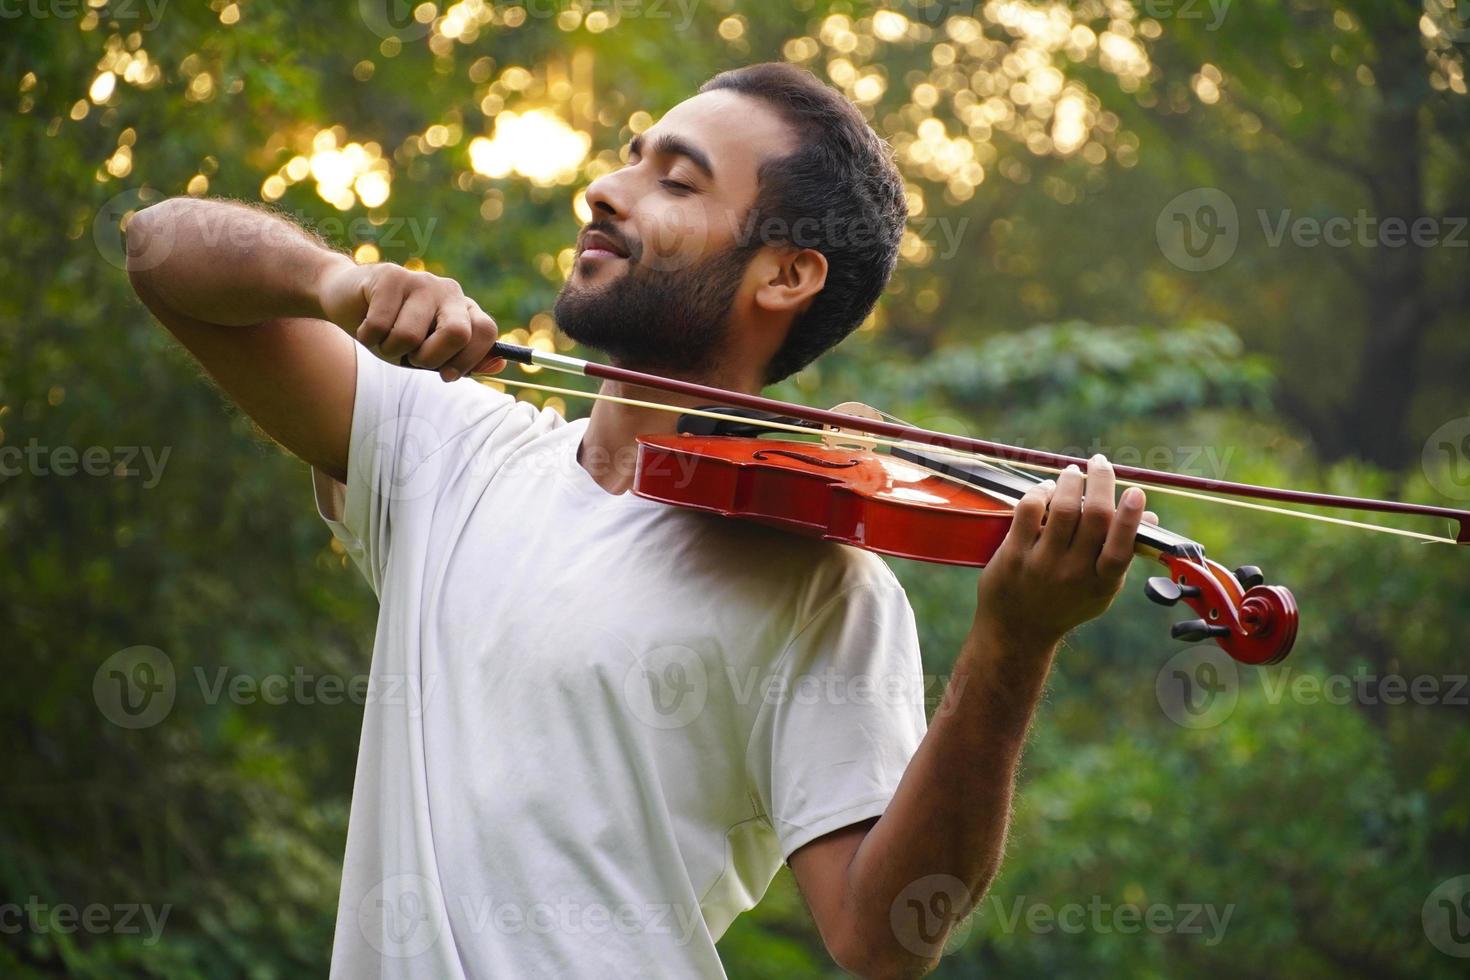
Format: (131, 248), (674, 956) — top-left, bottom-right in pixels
(822, 401), (884, 452)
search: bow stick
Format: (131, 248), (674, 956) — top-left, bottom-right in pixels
(478, 341), (1470, 546)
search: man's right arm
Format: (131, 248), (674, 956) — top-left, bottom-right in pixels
(124, 197), (499, 483)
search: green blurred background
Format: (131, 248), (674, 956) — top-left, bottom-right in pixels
(5, 0), (1470, 976)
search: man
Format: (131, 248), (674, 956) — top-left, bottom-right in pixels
(126, 63), (1149, 979)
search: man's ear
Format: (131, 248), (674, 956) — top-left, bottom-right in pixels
(753, 246), (827, 315)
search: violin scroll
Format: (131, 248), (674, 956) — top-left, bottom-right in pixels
(1148, 553), (1297, 665)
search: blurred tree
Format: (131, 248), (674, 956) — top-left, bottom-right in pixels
(3, 1), (1466, 976)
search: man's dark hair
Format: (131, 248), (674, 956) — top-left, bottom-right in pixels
(700, 63), (907, 384)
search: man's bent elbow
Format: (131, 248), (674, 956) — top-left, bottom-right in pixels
(829, 926), (942, 980)
(123, 196), (191, 288)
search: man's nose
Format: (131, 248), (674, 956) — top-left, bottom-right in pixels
(583, 168), (633, 220)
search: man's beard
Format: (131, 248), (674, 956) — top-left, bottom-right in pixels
(553, 243), (756, 377)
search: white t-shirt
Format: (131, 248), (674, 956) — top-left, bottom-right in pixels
(312, 342), (928, 978)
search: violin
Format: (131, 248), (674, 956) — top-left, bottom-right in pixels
(483, 342), (1470, 668)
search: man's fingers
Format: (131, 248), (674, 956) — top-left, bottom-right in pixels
(437, 299), (499, 380)
(378, 289), (437, 359)
(1003, 479), (1053, 556)
(470, 356), (507, 376)
(1075, 454), (1116, 555)
(1038, 464), (1084, 555)
(467, 298), (498, 346)
(411, 297), (473, 370)
(356, 279), (407, 350)
(1098, 486), (1145, 578)
(1143, 510), (1159, 526)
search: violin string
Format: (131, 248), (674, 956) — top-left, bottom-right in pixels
(886, 441), (1458, 545)
(872, 407), (1041, 487)
(475, 374), (1459, 546)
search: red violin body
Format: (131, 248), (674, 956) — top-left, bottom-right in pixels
(635, 432), (1298, 665)
(635, 434), (1013, 567)
(481, 340), (1470, 669)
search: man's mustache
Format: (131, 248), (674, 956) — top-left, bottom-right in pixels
(581, 220), (642, 265)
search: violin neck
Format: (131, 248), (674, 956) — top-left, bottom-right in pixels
(677, 410), (1205, 561)
(889, 446), (1205, 562)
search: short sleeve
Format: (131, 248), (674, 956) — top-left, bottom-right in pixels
(746, 579), (929, 859)
(312, 340), (537, 593)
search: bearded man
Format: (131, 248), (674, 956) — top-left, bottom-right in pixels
(126, 62), (1149, 979)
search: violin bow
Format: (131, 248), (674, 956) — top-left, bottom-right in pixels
(479, 341), (1470, 547)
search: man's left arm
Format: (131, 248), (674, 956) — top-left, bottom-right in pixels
(790, 456), (1151, 979)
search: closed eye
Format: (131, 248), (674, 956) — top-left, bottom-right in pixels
(660, 179), (695, 195)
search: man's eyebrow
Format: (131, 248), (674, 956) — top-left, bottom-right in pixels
(628, 132), (715, 180)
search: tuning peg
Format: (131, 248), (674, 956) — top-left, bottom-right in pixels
(1233, 565), (1264, 589)
(1145, 576), (1201, 607)
(1171, 619), (1232, 643)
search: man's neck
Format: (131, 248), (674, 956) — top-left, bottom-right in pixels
(577, 369), (760, 495)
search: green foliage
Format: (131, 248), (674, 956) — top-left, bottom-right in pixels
(4, 1), (1468, 977)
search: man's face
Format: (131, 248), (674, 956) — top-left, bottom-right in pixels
(553, 90), (795, 376)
